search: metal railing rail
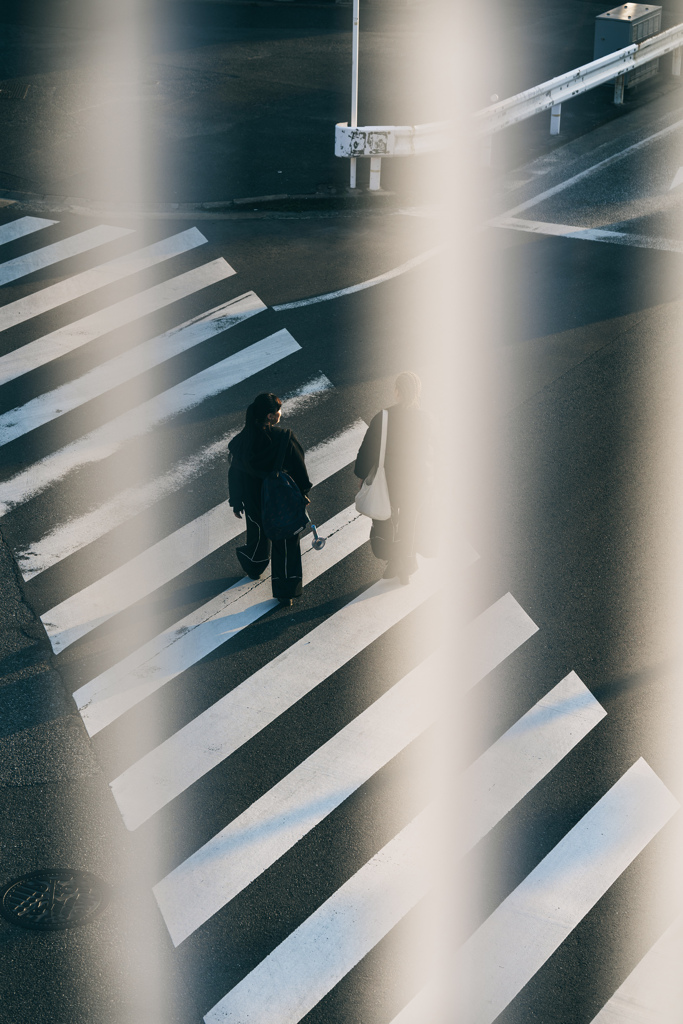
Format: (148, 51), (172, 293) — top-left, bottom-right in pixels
(334, 22), (683, 186)
(477, 21), (683, 139)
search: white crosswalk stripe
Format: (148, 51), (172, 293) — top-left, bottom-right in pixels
(154, 652), (440, 946)
(15, 375), (343, 581)
(0, 329), (300, 515)
(0, 224), (133, 285)
(0, 254), (234, 391)
(203, 807), (433, 1024)
(0, 290), (261, 447)
(0, 226), (207, 338)
(109, 556), (441, 830)
(0, 216), (57, 246)
(44, 422), (365, 654)
(456, 759), (678, 1024)
(1, 215), (668, 1024)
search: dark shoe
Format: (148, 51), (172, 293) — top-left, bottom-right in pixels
(382, 563), (397, 580)
(278, 598), (293, 607)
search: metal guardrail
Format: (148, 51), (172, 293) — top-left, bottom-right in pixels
(335, 22), (683, 185)
(476, 21), (683, 140)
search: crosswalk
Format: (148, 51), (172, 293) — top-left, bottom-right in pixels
(0, 212), (679, 1024)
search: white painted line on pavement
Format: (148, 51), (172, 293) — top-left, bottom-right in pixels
(203, 807), (432, 1024)
(0, 216), (57, 247)
(670, 167), (683, 191)
(76, 501), (369, 737)
(110, 556), (440, 830)
(15, 388), (355, 581)
(0, 227), (207, 336)
(590, 914), (683, 1023)
(388, 988), (434, 1024)
(0, 290), (264, 447)
(463, 592), (538, 691)
(462, 671), (606, 852)
(155, 653), (439, 946)
(45, 422), (365, 654)
(0, 224), (133, 286)
(502, 116), (683, 218)
(272, 245), (445, 310)
(456, 758), (679, 1024)
(493, 216), (683, 254)
(0, 255), (234, 389)
(0, 329), (300, 516)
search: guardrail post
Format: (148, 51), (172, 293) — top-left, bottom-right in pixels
(614, 73), (626, 104)
(673, 48), (682, 75)
(369, 156), (382, 190)
(550, 103), (561, 135)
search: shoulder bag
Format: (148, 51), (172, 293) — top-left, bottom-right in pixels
(355, 409), (392, 521)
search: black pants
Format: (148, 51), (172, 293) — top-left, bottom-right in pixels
(236, 508), (303, 599)
(370, 497), (421, 576)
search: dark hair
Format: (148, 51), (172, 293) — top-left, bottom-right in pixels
(243, 393), (282, 456)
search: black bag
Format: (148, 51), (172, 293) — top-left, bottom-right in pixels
(261, 430), (308, 541)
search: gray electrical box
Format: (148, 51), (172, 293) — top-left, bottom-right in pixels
(594, 4), (662, 86)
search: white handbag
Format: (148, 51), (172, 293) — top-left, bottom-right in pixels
(355, 409), (392, 521)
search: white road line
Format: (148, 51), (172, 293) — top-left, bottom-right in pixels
(272, 245), (445, 310)
(0, 224), (134, 286)
(0, 216), (57, 246)
(590, 914), (683, 1023)
(43, 423), (365, 654)
(110, 556), (440, 830)
(155, 653), (439, 946)
(463, 592), (538, 691)
(0, 255), (234, 390)
(670, 167), (683, 191)
(203, 807), (432, 1024)
(15, 387), (354, 581)
(0, 329), (300, 515)
(0, 290), (264, 447)
(0, 227), (207, 336)
(462, 671), (606, 852)
(502, 116), (683, 218)
(456, 759), (679, 1024)
(493, 216), (683, 254)
(76, 501), (369, 738)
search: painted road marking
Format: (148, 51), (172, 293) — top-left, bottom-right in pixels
(0, 255), (235, 390)
(76, 502), (369, 737)
(15, 388), (356, 581)
(0, 216), (57, 247)
(0, 224), (133, 286)
(589, 914), (683, 1023)
(44, 423), (366, 654)
(0, 227), (207, 336)
(493, 216), (683, 254)
(502, 116), (683, 219)
(109, 557), (441, 830)
(0, 290), (263, 447)
(154, 653), (439, 946)
(456, 758), (679, 1024)
(0, 329), (300, 515)
(272, 245), (445, 311)
(463, 592), (538, 691)
(670, 167), (683, 191)
(462, 671), (606, 852)
(203, 808), (432, 1024)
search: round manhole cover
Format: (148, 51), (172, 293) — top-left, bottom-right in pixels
(0, 869), (111, 931)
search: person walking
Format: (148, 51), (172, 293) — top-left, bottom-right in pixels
(354, 371), (432, 585)
(228, 393), (312, 606)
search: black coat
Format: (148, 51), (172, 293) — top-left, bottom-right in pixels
(354, 404), (432, 505)
(228, 425), (312, 515)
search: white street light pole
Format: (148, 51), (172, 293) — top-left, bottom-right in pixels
(350, 0), (359, 188)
